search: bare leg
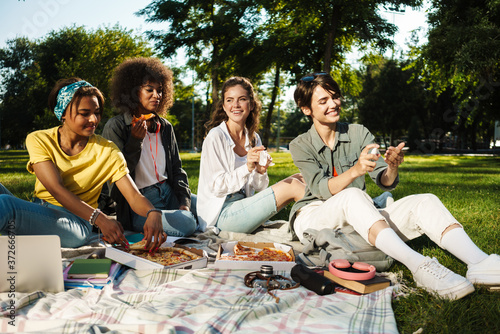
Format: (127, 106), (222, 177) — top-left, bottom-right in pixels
(368, 219), (390, 245)
(441, 223), (462, 239)
(270, 173), (306, 211)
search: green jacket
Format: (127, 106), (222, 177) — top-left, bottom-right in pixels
(289, 123), (399, 238)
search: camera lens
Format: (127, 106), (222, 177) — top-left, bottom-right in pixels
(260, 265), (274, 278)
(253, 280), (267, 288)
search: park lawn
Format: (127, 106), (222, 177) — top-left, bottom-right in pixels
(1, 150), (499, 333)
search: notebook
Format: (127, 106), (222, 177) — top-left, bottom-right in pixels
(0, 235), (65, 293)
(67, 258), (112, 279)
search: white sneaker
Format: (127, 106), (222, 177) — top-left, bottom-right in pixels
(412, 257), (474, 300)
(466, 254), (500, 286)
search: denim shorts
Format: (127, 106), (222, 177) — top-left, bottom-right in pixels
(216, 187), (277, 233)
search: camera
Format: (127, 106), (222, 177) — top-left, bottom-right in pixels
(244, 265), (295, 289)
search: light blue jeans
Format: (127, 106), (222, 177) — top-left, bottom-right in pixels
(0, 183), (93, 248)
(133, 181), (198, 237)
(216, 187), (278, 233)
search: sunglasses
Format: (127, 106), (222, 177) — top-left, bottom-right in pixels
(300, 72), (329, 82)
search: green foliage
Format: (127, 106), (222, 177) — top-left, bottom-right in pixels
(408, 0), (500, 149)
(138, 0), (423, 146)
(138, 0), (263, 105)
(0, 26), (154, 146)
(358, 57), (425, 147)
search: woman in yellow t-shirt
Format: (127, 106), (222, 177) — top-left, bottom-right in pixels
(0, 78), (165, 249)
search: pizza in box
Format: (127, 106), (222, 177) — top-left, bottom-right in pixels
(127, 240), (202, 266)
(219, 243), (293, 262)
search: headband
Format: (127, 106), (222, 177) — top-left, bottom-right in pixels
(54, 80), (93, 120)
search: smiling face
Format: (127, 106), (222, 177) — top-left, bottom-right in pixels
(62, 95), (101, 137)
(302, 85), (342, 126)
(223, 84), (253, 126)
(137, 81), (162, 115)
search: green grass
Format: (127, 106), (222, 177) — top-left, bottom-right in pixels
(1, 150), (499, 333)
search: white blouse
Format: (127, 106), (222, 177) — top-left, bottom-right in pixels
(197, 122), (269, 232)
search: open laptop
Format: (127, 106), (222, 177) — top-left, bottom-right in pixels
(0, 235), (65, 293)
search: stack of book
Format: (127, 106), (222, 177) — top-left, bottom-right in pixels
(323, 270), (391, 295)
(64, 258), (124, 290)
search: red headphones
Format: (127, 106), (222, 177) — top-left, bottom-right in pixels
(328, 259), (376, 281)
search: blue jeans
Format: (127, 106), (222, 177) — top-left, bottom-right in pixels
(216, 187), (277, 233)
(0, 183), (93, 248)
(133, 181), (198, 237)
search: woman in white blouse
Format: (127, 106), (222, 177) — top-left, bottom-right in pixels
(197, 77), (305, 233)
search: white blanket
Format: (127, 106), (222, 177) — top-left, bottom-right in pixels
(1, 268), (398, 333)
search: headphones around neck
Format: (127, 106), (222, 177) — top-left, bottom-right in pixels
(328, 259), (376, 281)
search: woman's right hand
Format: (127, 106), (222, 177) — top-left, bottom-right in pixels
(131, 118), (147, 140)
(95, 214), (129, 248)
(353, 144), (380, 177)
(246, 146), (265, 172)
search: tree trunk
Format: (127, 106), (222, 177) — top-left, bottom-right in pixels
(322, 7), (341, 73)
(211, 42), (220, 110)
(263, 65), (281, 148)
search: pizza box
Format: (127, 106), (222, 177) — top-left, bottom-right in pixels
(105, 243), (208, 270)
(214, 241), (296, 272)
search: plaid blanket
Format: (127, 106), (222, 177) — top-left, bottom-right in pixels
(1, 268), (398, 333)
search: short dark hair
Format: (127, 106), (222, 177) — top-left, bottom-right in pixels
(110, 57), (174, 116)
(48, 77), (104, 121)
(294, 72), (342, 111)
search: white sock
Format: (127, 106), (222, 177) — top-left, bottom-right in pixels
(440, 227), (488, 265)
(375, 228), (426, 273)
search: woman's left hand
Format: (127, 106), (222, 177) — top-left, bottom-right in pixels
(255, 154), (271, 174)
(142, 211), (167, 252)
(384, 142), (405, 169)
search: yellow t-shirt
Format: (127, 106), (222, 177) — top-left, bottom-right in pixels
(26, 126), (129, 208)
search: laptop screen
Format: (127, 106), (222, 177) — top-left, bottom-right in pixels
(0, 235), (64, 293)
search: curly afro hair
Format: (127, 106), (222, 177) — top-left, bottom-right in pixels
(110, 57), (174, 116)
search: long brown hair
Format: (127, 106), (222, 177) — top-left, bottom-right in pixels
(205, 76), (262, 147)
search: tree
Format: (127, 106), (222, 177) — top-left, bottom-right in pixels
(358, 57), (425, 148)
(411, 0), (500, 149)
(0, 26), (154, 147)
(138, 0), (424, 148)
(247, 0), (422, 146)
(138, 0), (262, 109)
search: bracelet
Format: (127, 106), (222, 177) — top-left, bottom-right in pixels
(89, 208), (101, 226)
(147, 209), (162, 217)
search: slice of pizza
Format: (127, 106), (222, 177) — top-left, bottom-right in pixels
(257, 247), (293, 262)
(129, 239), (147, 250)
(234, 243), (257, 256)
(132, 113), (156, 125)
(130, 246), (201, 266)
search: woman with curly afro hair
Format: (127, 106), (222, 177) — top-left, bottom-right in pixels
(102, 57), (197, 238)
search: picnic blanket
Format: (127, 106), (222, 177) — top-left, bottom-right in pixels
(1, 268), (398, 333)
(1, 220), (401, 333)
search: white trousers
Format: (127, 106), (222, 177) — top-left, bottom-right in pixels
(294, 188), (461, 247)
